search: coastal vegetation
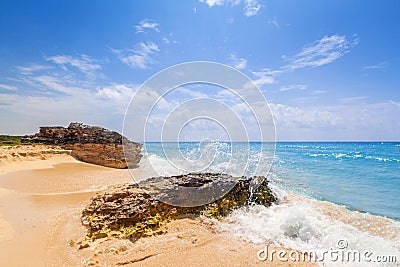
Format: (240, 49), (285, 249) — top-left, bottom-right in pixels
(0, 135), (22, 146)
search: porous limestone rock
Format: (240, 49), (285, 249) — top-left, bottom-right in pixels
(21, 122), (142, 168)
(80, 173), (277, 245)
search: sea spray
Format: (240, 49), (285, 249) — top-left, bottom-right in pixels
(217, 194), (400, 267)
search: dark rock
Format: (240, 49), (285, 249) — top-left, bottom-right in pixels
(21, 122), (142, 168)
(81, 173), (276, 242)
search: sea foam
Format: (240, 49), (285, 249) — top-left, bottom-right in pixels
(218, 191), (400, 266)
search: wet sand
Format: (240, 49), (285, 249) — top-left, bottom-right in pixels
(0, 145), (316, 266)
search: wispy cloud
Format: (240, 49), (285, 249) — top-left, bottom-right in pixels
(230, 54), (247, 70)
(243, 0), (261, 16)
(46, 54), (101, 77)
(199, 0), (261, 16)
(270, 101), (400, 141)
(96, 84), (136, 102)
(250, 34), (357, 89)
(199, 0), (224, 7)
(270, 102), (339, 130)
(284, 35), (358, 70)
(16, 64), (51, 74)
(269, 17), (280, 29)
(162, 37), (170, 44)
(0, 84), (18, 91)
(111, 42), (159, 69)
(280, 84), (308, 92)
(249, 69), (280, 87)
(134, 19), (160, 33)
(363, 61), (388, 70)
(162, 37), (178, 45)
(0, 65), (139, 134)
(312, 90), (328, 95)
(32, 75), (80, 95)
(340, 96), (368, 104)
(13, 64), (95, 96)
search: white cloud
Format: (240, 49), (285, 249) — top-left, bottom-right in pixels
(313, 90), (327, 95)
(243, 0), (261, 16)
(199, 0), (261, 16)
(0, 84), (18, 90)
(16, 64), (51, 74)
(3, 63), (400, 141)
(0, 76), (141, 134)
(363, 61), (388, 70)
(176, 87), (208, 98)
(284, 35), (357, 70)
(339, 96), (368, 104)
(228, 0), (242, 5)
(112, 42), (159, 69)
(230, 54), (247, 70)
(96, 84), (136, 102)
(248, 69), (280, 87)
(270, 103), (340, 131)
(32, 74), (89, 95)
(134, 19), (160, 33)
(214, 89), (240, 103)
(279, 84), (308, 92)
(162, 37), (170, 44)
(200, 0), (224, 7)
(269, 18), (280, 29)
(294, 96), (319, 103)
(46, 54), (101, 77)
(0, 91), (127, 135)
(249, 35), (356, 89)
(268, 101), (400, 141)
(12, 66), (95, 96)
(162, 36), (178, 45)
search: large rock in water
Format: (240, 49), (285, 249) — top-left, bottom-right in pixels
(21, 122), (142, 168)
(81, 173), (277, 244)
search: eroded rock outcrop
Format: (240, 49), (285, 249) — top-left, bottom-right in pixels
(21, 122), (142, 168)
(81, 173), (276, 245)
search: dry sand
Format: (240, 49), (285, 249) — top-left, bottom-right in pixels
(0, 145), (316, 266)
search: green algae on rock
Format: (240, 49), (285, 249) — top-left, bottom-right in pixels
(80, 173), (276, 246)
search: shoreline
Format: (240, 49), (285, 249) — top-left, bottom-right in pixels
(0, 145), (398, 266)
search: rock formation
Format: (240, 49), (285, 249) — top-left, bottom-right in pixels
(80, 173), (276, 245)
(21, 122), (142, 168)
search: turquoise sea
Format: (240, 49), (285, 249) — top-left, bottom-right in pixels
(273, 142), (400, 220)
(143, 142), (400, 220)
(140, 142), (400, 265)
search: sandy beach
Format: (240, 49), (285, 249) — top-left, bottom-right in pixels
(0, 145), (317, 266)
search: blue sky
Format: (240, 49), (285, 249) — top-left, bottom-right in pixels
(0, 0), (399, 141)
